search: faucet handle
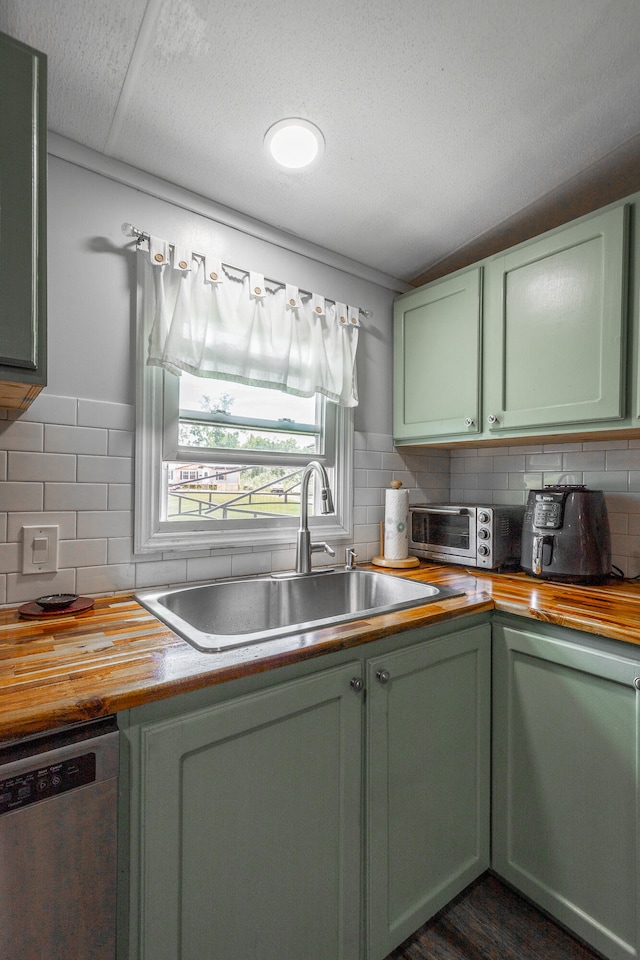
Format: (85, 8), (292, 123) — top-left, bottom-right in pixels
(310, 541), (335, 558)
(345, 548), (358, 570)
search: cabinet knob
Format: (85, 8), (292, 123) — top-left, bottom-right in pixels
(464, 417), (475, 427)
(487, 414), (499, 425)
(350, 677), (364, 692)
(634, 677), (640, 691)
(376, 669), (390, 684)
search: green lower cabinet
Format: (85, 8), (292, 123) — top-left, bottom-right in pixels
(128, 662), (363, 960)
(492, 619), (640, 960)
(123, 619), (493, 960)
(366, 623), (492, 960)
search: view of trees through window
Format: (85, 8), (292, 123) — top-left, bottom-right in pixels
(164, 375), (323, 523)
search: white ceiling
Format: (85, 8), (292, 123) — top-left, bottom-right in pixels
(2, 0), (640, 283)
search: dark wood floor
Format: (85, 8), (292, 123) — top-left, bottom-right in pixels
(385, 873), (604, 960)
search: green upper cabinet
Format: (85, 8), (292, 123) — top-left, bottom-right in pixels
(393, 267), (482, 441)
(394, 200), (632, 446)
(483, 205), (628, 434)
(0, 31), (47, 411)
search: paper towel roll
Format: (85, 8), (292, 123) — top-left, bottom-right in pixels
(384, 484), (409, 560)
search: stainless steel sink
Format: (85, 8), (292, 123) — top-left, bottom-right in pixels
(136, 569), (464, 652)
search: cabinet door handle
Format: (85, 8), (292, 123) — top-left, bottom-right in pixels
(464, 417), (475, 427)
(376, 669), (390, 684)
(634, 677), (640, 691)
(487, 414), (499, 425)
(350, 677), (364, 692)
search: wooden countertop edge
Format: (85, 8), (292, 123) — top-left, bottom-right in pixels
(2, 562), (640, 741)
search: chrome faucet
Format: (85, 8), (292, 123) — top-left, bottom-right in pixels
(295, 460), (335, 574)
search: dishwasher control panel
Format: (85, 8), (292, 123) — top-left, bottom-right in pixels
(0, 751), (96, 814)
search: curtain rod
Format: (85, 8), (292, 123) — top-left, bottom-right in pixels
(121, 222), (373, 319)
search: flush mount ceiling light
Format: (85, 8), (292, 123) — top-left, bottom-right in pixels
(264, 118), (324, 169)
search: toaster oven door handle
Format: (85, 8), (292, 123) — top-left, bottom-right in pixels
(419, 507), (469, 515)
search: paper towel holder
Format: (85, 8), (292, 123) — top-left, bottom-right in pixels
(372, 480), (420, 569)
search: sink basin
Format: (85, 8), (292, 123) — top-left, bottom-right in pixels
(136, 569), (464, 652)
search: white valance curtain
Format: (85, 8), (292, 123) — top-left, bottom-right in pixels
(141, 236), (360, 407)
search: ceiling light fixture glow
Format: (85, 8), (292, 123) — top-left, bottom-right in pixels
(264, 118), (324, 169)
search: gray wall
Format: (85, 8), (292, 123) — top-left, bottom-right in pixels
(0, 152), (447, 605)
(2, 149), (638, 606)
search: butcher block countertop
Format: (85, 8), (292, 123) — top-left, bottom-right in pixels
(2, 562), (640, 742)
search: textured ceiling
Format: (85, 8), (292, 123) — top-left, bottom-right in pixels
(2, 0), (640, 283)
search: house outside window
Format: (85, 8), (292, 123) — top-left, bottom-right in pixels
(135, 367), (353, 554)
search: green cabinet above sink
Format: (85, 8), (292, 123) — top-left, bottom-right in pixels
(394, 200), (632, 446)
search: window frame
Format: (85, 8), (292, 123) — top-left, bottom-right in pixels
(134, 356), (354, 556)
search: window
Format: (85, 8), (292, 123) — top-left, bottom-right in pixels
(135, 365), (353, 554)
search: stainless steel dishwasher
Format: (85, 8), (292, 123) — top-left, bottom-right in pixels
(0, 715), (119, 960)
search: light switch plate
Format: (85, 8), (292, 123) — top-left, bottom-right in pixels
(22, 525), (59, 574)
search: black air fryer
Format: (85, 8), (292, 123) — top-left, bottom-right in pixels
(520, 485), (611, 584)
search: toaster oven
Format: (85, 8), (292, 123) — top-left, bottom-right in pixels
(409, 503), (525, 570)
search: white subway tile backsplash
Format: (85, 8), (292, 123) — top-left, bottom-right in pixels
(6, 570), (77, 605)
(134, 558), (188, 589)
(78, 399), (134, 431)
(606, 448), (640, 470)
(7, 511), (76, 542)
(4, 392), (640, 601)
(0, 543), (20, 574)
(107, 537), (136, 565)
(584, 438), (629, 450)
(76, 563), (135, 595)
(185, 554), (234, 582)
(584, 471), (629, 491)
(45, 424), (108, 455)
(0, 483), (44, 513)
(108, 429), (134, 458)
(492, 454), (526, 472)
(8, 452), (76, 483)
(0, 420), (44, 451)
(77, 455), (132, 484)
(608, 512), (629, 534)
(525, 453), (563, 471)
(562, 451), (606, 471)
(59, 538), (108, 568)
(367, 469), (393, 488)
(77, 511), (132, 539)
(108, 484), (133, 510)
(231, 551), (273, 578)
(366, 433), (394, 452)
(45, 483), (108, 512)
(19, 394), (77, 425)
(354, 450), (383, 470)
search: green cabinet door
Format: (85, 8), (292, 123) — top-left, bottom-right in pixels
(483, 206), (628, 434)
(0, 32), (47, 408)
(130, 663), (363, 960)
(366, 623), (491, 960)
(393, 267), (482, 441)
(492, 620), (640, 960)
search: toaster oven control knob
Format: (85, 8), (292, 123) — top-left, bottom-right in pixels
(478, 544), (490, 557)
(464, 418), (475, 427)
(477, 527), (490, 539)
(487, 414), (499, 425)
(478, 511), (490, 524)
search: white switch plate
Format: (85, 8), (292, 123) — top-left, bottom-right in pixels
(22, 525), (59, 574)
